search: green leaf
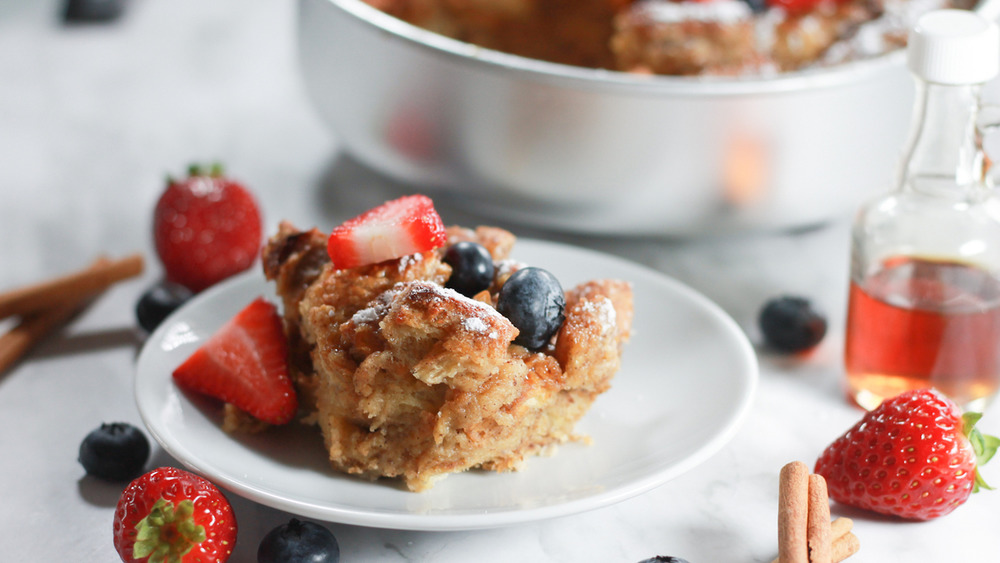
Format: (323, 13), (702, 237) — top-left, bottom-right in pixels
(974, 470), (994, 493)
(134, 499), (169, 559)
(131, 498), (205, 563)
(964, 411), (998, 494)
(963, 412), (983, 432)
(978, 434), (1000, 466)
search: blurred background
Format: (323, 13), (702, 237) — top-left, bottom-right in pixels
(3, 1), (1000, 561)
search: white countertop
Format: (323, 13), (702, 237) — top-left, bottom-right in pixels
(2, 1), (999, 561)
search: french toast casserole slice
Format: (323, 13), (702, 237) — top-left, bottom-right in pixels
(262, 221), (633, 491)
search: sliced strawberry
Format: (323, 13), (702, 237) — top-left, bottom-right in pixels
(113, 466), (237, 563)
(154, 164), (263, 293)
(326, 194), (447, 269)
(172, 297), (296, 425)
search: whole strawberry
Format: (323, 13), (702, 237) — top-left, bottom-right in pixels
(154, 164), (262, 292)
(815, 389), (998, 520)
(113, 466), (237, 563)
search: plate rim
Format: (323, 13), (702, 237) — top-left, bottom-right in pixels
(135, 238), (758, 531)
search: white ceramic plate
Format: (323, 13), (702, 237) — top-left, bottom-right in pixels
(135, 239), (758, 531)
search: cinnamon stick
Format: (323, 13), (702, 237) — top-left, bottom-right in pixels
(807, 474), (832, 563)
(0, 298), (89, 374)
(0, 255), (139, 375)
(0, 253), (143, 320)
(831, 532), (860, 562)
(829, 518), (852, 540)
(778, 461), (810, 563)
(770, 518), (855, 563)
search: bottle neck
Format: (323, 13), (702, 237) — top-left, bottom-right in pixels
(899, 79), (985, 196)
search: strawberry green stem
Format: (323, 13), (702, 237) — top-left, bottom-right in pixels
(133, 498), (206, 563)
(186, 163), (225, 178)
(963, 412), (999, 493)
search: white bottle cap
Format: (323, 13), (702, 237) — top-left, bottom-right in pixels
(907, 9), (1000, 85)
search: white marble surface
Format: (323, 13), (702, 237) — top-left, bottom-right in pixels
(2, 1), (1000, 561)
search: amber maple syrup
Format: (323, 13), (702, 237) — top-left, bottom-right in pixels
(845, 256), (1000, 411)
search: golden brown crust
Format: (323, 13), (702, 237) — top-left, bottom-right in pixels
(443, 225), (517, 262)
(611, 10), (763, 76)
(261, 222), (331, 412)
(556, 279), (634, 391)
(372, 0), (629, 69)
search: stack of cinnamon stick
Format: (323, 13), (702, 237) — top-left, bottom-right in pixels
(0, 254), (144, 375)
(773, 461), (859, 563)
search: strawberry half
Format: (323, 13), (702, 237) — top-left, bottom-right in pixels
(172, 297), (296, 425)
(154, 164), (263, 293)
(815, 389), (998, 520)
(113, 466), (237, 563)
(326, 194), (447, 269)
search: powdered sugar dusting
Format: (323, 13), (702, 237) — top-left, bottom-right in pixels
(462, 316), (488, 332)
(350, 287), (402, 325)
(351, 306), (380, 324)
(408, 281), (505, 321)
(580, 297), (617, 333)
(461, 317), (498, 339)
(495, 259), (524, 279)
(406, 281), (506, 338)
(398, 252), (423, 273)
(460, 317), (499, 338)
(348, 280), (507, 337)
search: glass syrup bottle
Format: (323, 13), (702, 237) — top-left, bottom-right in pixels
(845, 10), (1000, 412)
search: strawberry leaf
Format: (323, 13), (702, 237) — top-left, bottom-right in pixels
(963, 412), (998, 493)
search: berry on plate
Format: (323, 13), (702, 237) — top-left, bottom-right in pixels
(326, 194), (447, 269)
(172, 297), (296, 425)
(154, 164), (262, 293)
(78, 422), (150, 482)
(443, 241), (495, 297)
(257, 518), (341, 563)
(497, 266), (566, 351)
(758, 295), (827, 353)
(815, 388), (998, 520)
(114, 467), (237, 563)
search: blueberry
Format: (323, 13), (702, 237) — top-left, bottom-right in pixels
(443, 241), (495, 297)
(63, 0), (126, 23)
(136, 281), (193, 333)
(496, 267), (565, 350)
(638, 557), (691, 563)
(758, 295), (827, 353)
(740, 0), (767, 13)
(78, 422), (150, 481)
(258, 518), (340, 563)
